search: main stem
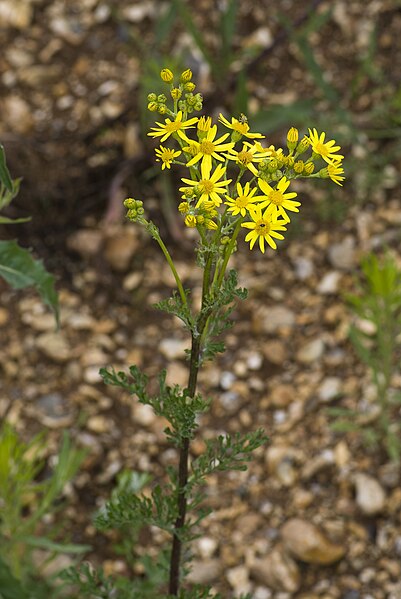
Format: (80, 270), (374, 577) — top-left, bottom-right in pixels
(168, 332), (202, 595)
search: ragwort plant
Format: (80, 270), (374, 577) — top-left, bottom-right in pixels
(68, 67), (345, 598)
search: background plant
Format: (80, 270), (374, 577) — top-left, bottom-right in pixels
(330, 252), (401, 461)
(0, 424), (88, 599)
(0, 145), (59, 325)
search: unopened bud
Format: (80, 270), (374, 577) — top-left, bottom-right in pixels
(180, 69), (193, 83)
(178, 201), (190, 214)
(160, 68), (173, 83)
(126, 209), (137, 220)
(184, 214), (197, 228)
(147, 101), (158, 112)
(267, 159), (278, 173)
(296, 136), (310, 154)
(158, 104), (168, 115)
(147, 93), (157, 102)
(303, 162), (314, 175)
(294, 160), (304, 174)
(157, 94), (167, 104)
(183, 82), (196, 92)
(171, 88), (182, 100)
(287, 127), (299, 151)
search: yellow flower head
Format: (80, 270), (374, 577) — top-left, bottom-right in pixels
(308, 128), (344, 164)
(224, 182), (263, 217)
(321, 160), (345, 186)
(183, 125), (234, 176)
(218, 113), (265, 140)
(180, 163), (232, 208)
(148, 111), (198, 143)
(258, 176), (301, 222)
(155, 145), (182, 170)
(160, 68), (174, 83)
(224, 141), (271, 176)
(241, 205), (287, 253)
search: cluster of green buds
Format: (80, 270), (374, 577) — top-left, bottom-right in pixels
(123, 198), (145, 222)
(148, 68), (203, 116)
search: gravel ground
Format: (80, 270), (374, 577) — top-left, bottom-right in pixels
(1, 0), (401, 597)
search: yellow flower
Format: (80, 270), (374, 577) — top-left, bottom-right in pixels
(148, 111), (198, 143)
(155, 145), (182, 170)
(224, 141), (271, 176)
(258, 176), (300, 222)
(219, 113), (264, 139)
(241, 205), (287, 252)
(224, 182), (263, 217)
(183, 125), (234, 176)
(180, 163), (232, 208)
(308, 128), (344, 164)
(321, 160), (345, 186)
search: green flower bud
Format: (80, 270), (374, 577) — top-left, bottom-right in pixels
(294, 160), (304, 174)
(147, 101), (158, 112)
(194, 102), (203, 111)
(185, 94), (196, 106)
(303, 162), (314, 175)
(183, 82), (196, 92)
(147, 93), (157, 102)
(267, 159), (278, 173)
(270, 170), (283, 181)
(123, 198), (136, 209)
(178, 100), (186, 111)
(158, 104), (168, 115)
(157, 94), (167, 104)
(126, 209), (137, 220)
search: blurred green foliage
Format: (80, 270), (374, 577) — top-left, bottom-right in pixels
(0, 424), (88, 598)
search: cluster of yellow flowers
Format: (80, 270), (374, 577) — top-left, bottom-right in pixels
(127, 67), (345, 253)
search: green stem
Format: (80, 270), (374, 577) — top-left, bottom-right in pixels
(152, 230), (188, 309)
(168, 237), (215, 595)
(214, 218), (242, 291)
(168, 314), (210, 595)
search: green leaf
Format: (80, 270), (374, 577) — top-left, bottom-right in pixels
(20, 536), (91, 554)
(0, 145), (13, 192)
(0, 216), (31, 225)
(0, 240), (59, 326)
